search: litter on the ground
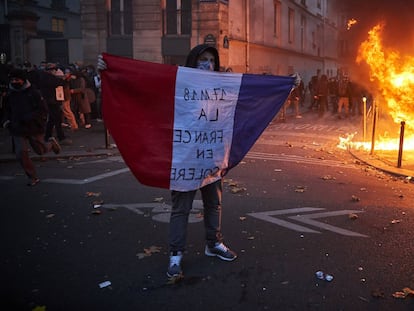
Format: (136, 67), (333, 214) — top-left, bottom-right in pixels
(99, 281), (111, 288)
(315, 270), (333, 282)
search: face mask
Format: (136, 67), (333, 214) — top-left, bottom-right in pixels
(11, 82), (23, 89)
(197, 60), (214, 71)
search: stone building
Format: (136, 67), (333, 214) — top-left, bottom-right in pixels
(0, 0), (360, 84)
(81, 0), (342, 84)
(0, 0), (82, 66)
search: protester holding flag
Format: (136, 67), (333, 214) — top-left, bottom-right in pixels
(97, 44), (298, 279)
(167, 45), (237, 278)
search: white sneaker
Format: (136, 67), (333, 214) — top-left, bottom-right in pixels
(205, 242), (237, 261)
(167, 251), (183, 277)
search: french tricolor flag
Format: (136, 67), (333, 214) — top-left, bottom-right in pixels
(101, 53), (294, 191)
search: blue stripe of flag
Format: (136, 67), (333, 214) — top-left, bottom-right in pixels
(228, 74), (294, 168)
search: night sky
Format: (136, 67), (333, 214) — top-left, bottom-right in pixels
(344, 0), (414, 52)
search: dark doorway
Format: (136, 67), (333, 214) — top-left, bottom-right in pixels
(45, 39), (68, 64)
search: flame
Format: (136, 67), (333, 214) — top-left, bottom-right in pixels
(347, 18), (358, 30)
(338, 132), (414, 151)
(347, 24), (414, 154)
(357, 24), (414, 125)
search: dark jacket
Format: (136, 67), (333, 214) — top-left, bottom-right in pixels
(337, 79), (351, 97)
(70, 73), (91, 113)
(316, 75), (329, 97)
(4, 81), (48, 136)
(37, 70), (64, 105)
(185, 44), (220, 71)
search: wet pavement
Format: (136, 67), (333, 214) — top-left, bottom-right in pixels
(1, 109), (413, 180)
(2, 108), (414, 311)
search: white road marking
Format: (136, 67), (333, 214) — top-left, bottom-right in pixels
(248, 207), (368, 237)
(246, 151), (357, 169)
(42, 168), (130, 184)
(0, 176), (14, 180)
(73, 156), (125, 165)
(103, 200), (204, 223)
(0, 151), (355, 185)
(289, 210), (368, 237)
(247, 208), (324, 233)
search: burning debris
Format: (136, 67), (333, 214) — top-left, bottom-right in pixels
(347, 18), (358, 30)
(355, 24), (414, 151)
(338, 24), (414, 171)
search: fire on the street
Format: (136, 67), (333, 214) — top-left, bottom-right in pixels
(338, 132), (414, 151)
(339, 23), (414, 155)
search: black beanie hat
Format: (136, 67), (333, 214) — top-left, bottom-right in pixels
(9, 69), (27, 81)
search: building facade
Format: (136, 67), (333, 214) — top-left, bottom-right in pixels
(0, 0), (346, 84)
(0, 0), (82, 66)
(81, 0), (342, 84)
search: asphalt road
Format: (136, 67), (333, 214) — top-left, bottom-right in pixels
(1, 112), (414, 311)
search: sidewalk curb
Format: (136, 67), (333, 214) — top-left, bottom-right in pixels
(348, 148), (414, 179)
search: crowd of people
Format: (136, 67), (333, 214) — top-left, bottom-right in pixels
(280, 70), (372, 121)
(0, 58), (101, 186)
(1, 59), (101, 132)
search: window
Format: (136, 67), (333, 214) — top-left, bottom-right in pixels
(108, 0), (133, 36)
(164, 0), (191, 35)
(273, 1), (281, 38)
(312, 31), (316, 49)
(288, 8), (295, 44)
(300, 0), (306, 5)
(51, 17), (65, 33)
(339, 39), (348, 57)
(317, 0), (321, 9)
(300, 15), (306, 51)
(51, 0), (67, 10)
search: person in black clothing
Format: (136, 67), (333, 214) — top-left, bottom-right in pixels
(308, 69), (321, 110)
(0, 59), (12, 122)
(328, 77), (338, 114)
(2, 69), (61, 186)
(23, 60), (40, 89)
(337, 76), (351, 118)
(38, 63), (72, 144)
(83, 65), (100, 120)
(316, 74), (329, 117)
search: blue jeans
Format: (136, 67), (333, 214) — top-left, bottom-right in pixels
(169, 179), (223, 252)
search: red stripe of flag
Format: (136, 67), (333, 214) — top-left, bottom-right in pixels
(101, 53), (177, 189)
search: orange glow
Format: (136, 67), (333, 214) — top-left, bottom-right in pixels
(347, 18), (357, 30)
(337, 133), (414, 151)
(357, 24), (414, 125)
(344, 24), (414, 153)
